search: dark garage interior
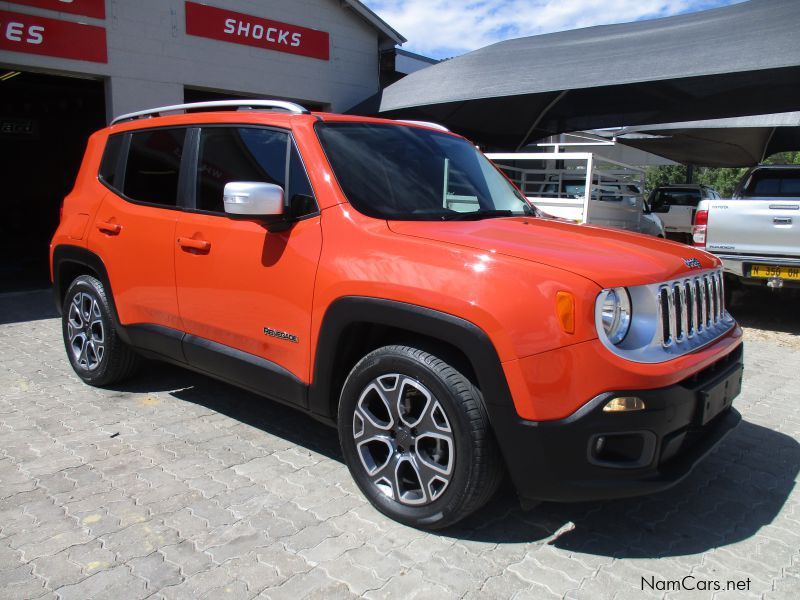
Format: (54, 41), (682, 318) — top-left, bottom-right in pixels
(0, 70), (106, 293)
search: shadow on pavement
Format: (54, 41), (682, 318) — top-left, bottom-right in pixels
(730, 287), (800, 336)
(0, 287), (58, 325)
(449, 420), (799, 556)
(111, 362), (798, 558)
(111, 361), (344, 462)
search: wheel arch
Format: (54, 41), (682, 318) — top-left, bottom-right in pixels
(52, 245), (129, 343)
(308, 297), (515, 423)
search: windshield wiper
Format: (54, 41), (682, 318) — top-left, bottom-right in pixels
(441, 209), (521, 221)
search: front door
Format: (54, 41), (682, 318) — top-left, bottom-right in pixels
(174, 125), (322, 398)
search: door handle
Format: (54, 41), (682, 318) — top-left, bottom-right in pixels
(774, 217), (793, 225)
(177, 237), (211, 253)
(96, 221), (122, 235)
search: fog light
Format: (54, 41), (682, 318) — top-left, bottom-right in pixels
(603, 396), (645, 413)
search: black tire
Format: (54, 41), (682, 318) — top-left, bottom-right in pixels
(338, 345), (503, 529)
(62, 275), (140, 386)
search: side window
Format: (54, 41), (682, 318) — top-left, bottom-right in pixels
(99, 134), (124, 189)
(123, 128), (186, 206)
(196, 127), (288, 213)
(287, 143), (318, 218)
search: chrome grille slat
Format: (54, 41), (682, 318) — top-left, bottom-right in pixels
(678, 283), (688, 340)
(660, 269), (727, 347)
(684, 281), (695, 337)
(668, 286), (678, 344)
(699, 278), (708, 331)
(659, 287), (671, 346)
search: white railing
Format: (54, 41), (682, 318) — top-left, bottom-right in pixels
(487, 152), (645, 229)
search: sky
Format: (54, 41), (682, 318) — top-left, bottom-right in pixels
(361, 0), (746, 59)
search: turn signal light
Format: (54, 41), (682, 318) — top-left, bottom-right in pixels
(692, 209), (708, 247)
(603, 396), (646, 412)
(556, 291), (575, 334)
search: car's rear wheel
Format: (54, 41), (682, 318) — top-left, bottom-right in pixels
(62, 275), (139, 386)
(338, 345), (503, 529)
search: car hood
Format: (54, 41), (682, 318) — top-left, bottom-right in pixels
(388, 217), (718, 288)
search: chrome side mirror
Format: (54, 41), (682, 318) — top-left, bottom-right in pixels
(223, 182), (284, 218)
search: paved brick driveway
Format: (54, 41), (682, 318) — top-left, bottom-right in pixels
(1, 289), (798, 599)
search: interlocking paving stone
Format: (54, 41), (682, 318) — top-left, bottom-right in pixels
(1, 289), (799, 598)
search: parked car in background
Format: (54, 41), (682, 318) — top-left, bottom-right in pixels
(693, 165), (800, 301)
(649, 184), (721, 244)
(641, 200), (666, 238)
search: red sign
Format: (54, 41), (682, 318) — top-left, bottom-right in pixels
(8, 1), (105, 20)
(0, 9), (107, 63)
(185, 2), (329, 61)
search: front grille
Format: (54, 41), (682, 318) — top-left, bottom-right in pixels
(659, 271), (725, 347)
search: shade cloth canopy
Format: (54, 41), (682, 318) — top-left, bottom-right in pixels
(368, 0), (800, 149)
(609, 112), (800, 167)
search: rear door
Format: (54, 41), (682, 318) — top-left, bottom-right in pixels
(174, 125), (322, 399)
(707, 169), (800, 257)
(88, 127), (185, 330)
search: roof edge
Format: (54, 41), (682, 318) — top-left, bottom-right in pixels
(342, 0), (406, 44)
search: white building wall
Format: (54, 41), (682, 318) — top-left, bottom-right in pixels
(0, 0), (382, 120)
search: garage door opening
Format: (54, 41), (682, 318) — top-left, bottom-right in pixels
(0, 70), (105, 293)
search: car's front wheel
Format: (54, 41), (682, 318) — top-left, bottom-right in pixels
(338, 345), (502, 529)
(62, 275), (139, 386)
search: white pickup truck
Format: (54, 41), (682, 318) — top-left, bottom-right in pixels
(693, 165), (800, 299)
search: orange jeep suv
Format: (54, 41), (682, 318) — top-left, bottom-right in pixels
(51, 100), (744, 529)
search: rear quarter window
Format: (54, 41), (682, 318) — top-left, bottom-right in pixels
(99, 134), (124, 188)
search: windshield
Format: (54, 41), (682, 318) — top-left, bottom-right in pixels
(316, 123), (533, 220)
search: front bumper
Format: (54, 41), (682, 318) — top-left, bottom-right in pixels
(490, 344), (743, 503)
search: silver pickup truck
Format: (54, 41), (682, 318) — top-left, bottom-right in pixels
(693, 165), (800, 301)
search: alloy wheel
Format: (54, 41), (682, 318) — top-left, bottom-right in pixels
(352, 374), (455, 506)
(66, 292), (105, 371)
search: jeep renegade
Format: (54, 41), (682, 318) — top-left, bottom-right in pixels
(51, 100), (743, 529)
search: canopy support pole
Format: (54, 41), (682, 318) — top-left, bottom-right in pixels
(516, 90), (568, 151)
(761, 126), (777, 162)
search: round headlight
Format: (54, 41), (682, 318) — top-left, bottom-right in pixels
(599, 287), (631, 344)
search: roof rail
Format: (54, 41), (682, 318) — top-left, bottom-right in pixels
(396, 119), (450, 132)
(111, 99), (309, 125)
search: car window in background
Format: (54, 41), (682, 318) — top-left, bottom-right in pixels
(650, 189), (701, 210)
(743, 170), (800, 197)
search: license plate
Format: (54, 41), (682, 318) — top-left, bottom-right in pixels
(698, 365), (742, 426)
(749, 264), (800, 280)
